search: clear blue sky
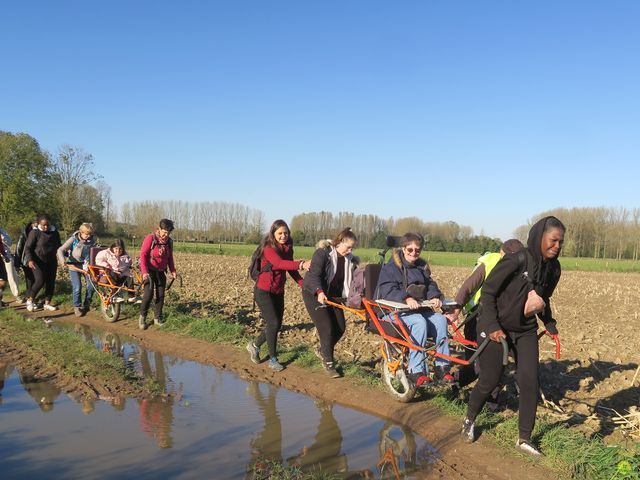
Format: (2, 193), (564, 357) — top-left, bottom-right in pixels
(2, 1), (639, 240)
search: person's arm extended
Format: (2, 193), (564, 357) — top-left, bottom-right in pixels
(139, 235), (153, 276)
(454, 264), (486, 307)
(262, 246), (302, 271)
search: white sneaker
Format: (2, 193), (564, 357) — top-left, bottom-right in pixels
(515, 439), (542, 456)
(113, 297), (125, 304)
(43, 303), (58, 311)
(26, 300), (35, 312)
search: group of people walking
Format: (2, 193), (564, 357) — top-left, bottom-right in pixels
(247, 216), (565, 456)
(1, 213), (565, 456)
(0, 216), (178, 332)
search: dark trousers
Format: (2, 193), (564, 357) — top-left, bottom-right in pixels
(253, 287), (285, 359)
(26, 258), (57, 302)
(21, 264), (35, 293)
(466, 328), (539, 441)
(303, 290), (346, 363)
(140, 269), (166, 320)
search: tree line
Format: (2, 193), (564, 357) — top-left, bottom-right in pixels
(3, 130), (640, 259)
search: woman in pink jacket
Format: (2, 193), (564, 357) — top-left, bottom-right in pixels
(138, 219), (177, 330)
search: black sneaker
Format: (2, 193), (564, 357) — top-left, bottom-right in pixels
(323, 362), (341, 378)
(461, 418), (475, 443)
(246, 342), (261, 364)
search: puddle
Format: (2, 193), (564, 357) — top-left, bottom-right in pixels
(0, 325), (439, 479)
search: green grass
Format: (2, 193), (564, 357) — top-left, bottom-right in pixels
(248, 458), (342, 480)
(0, 308), (141, 387)
(167, 241), (640, 273)
(428, 390), (640, 479)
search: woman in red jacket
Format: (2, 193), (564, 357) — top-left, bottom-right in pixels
(247, 220), (310, 371)
(138, 219), (177, 330)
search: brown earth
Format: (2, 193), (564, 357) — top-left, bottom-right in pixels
(4, 252), (640, 478)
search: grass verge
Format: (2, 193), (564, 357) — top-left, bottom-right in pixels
(429, 391), (640, 479)
(0, 307), (143, 394)
(248, 458), (343, 480)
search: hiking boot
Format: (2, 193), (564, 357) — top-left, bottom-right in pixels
(323, 362), (341, 378)
(515, 439), (542, 456)
(408, 372), (432, 387)
(74, 307), (83, 317)
(268, 358), (284, 372)
(461, 418), (475, 443)
(138, 315), (147, 330)
(43, 303), (57, 311)
(246, 342), (261, 364)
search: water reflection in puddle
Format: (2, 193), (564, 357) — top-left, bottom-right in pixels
(0, 325), (439, 479)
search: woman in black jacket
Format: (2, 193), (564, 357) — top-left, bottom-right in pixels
(23, 214), (62, 312)
(302, 228), (357, 378)
(461, 216), (565, 456)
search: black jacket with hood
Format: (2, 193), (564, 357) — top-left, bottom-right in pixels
(477, 216), (562, 334)
(23, 226), (62, 264)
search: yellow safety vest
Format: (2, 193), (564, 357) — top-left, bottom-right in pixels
(463, 252), (501, 314)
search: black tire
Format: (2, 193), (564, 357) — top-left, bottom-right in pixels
(101, 301), (121, 323)
(382, 357), (417, 403)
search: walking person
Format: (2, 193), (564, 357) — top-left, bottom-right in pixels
(461, 216), (565, 456)
(0, 227), (20, 301)
(57, 223), (97, 317)
(246, 220), (310, 371)
(445, 239), (524, 399)
(302, 228), (358, 378)
(138, 219), (177, 330)
(14, 220), (38, 303)
(23, 214), (62, 312)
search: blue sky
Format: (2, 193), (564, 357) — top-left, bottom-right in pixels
(2, 1), (639, 240)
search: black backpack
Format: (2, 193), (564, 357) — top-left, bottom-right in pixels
(248, 246), (272, 281)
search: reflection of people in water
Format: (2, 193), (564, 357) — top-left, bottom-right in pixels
(74, 323), (94, 343)
(19, 371), (61, 412)
(287, 400), (349, 475)
(101, 332), (124, 357)
(138, 348), (174, 448)
(378, 421), (418, 476)
(246, 381), (282, 464)
(0, 361), (14, 405)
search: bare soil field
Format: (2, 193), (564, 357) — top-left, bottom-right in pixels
(172, 252), (640, 441)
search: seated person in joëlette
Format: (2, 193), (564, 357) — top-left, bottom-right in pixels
(376, 232), (453, 387)
(95, 239), (136, 303)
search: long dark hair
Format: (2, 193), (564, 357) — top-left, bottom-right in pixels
(110, 239), (127, 256)
(258, 219), (292, 256)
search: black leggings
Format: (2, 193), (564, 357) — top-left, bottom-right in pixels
(302, 290), (346, 363)
(26, 258), (57, 302)
(140, 270), (167, 320)
(466, 328), (539, 441)
(253, 287), (285, 359)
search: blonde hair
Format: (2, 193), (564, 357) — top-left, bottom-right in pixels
(79, 223), (94, 235)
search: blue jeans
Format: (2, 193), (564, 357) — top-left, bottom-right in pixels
(70, 268), (94, 308)
(385, 310), (450, 374)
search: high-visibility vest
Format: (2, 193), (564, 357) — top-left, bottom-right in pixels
(463, 252), (501, 314)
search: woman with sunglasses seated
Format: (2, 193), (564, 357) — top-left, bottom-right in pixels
(376, 232), (453, 386)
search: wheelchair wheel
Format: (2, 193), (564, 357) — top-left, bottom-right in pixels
(101, 301), (121, 323)
(382, 358), (417, 403)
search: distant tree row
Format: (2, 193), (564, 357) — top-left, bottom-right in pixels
(118, 200), (265, 243)
(0, 131), (111, 238)
(290, 211), (502, 253)
(515, 207), (640, 260)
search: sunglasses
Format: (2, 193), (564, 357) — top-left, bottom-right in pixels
(405, 247), (421, 254)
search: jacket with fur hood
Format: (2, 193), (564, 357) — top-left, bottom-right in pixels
(376, 248), (444, 303)
(23, 226), (61, 264)
(303, 239), (354, 298)
(57, 231), (97, 266)
(478, 216), (562, 335)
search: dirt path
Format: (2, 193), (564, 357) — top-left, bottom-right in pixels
(9, 301), (556, 480)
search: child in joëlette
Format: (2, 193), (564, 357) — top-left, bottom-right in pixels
(95, 240), (136, 301)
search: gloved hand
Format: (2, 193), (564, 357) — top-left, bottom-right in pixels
(545, 322), (559, 336)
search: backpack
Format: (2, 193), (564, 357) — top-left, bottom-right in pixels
(248, 246), (272, 281)
(150, 234), (173, 252)
(346, 266), (366, 308)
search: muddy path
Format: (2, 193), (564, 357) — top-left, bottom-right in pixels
(8, 301), (556, 480)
